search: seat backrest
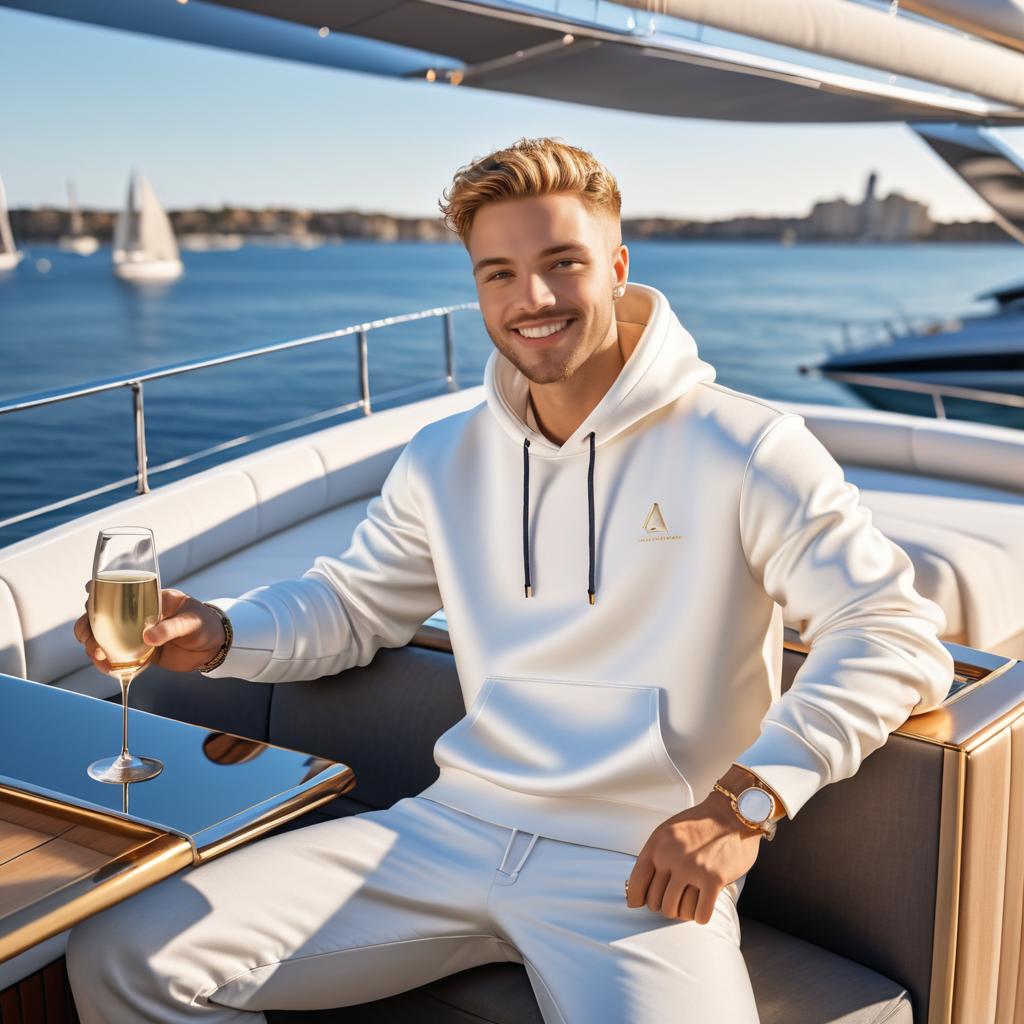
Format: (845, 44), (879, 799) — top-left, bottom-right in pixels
(772, 401), (1024, 496)
(0, 387), (484, 684)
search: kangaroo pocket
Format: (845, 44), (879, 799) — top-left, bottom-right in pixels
(433, 675), (694, 813)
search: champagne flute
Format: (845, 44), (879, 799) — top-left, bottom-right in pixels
(86, 526), (164, 783)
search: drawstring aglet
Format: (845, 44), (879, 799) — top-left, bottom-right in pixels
(525, 585), (533, 598)
(588, 591), (595, 605)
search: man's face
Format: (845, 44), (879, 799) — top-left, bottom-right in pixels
(468, 194), (627, 385)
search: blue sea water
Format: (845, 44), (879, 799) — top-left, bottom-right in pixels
(2, 239), (1022, 549)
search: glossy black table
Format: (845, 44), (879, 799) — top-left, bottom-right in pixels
(0, 672), (355, 963)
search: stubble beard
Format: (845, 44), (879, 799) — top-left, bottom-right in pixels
(489, 300), (615, 386)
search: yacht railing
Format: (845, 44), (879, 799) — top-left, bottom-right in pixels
(832, 314), (966, 352)
(799, 365), (1024, 419)
(0, 302), (480, 532)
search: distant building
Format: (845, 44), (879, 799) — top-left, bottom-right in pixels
(805, 171), (934, 241)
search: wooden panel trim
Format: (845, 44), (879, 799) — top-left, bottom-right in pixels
(0, 957), (79, 1024)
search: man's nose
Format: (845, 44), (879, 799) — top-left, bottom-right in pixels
(515, 272), (558, 312)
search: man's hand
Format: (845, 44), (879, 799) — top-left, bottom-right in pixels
(625, 789), (764, 924)
(74, 581), (227, 675)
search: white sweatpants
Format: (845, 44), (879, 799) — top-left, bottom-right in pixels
(67, 795), (760, 1023)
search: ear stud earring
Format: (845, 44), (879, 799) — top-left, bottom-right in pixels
(613, 284), (626, 299)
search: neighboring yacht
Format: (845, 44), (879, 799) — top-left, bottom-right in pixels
(57, 180), (99, 255)
(112, 170), (183, 282)
(0, 173), (24, 273)
(805, 276), (1024, 430)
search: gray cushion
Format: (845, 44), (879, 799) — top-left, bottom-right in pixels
(266, 913), (912, 1024)
(741, 917), (913, 1024)
(267, 645), (468, 809)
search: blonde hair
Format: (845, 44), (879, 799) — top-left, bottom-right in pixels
(438, 136), (622, 247)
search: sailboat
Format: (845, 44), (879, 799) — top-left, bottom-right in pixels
(57, 181), (99, 256)
(111, 170), (183, 282)
(0, 174), (24, 273)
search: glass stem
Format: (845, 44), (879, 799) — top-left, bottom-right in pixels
(119, 673), (134, 761)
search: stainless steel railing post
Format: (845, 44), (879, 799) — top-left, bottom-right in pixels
(357, 330), (371, 415)
(0, 303), (483, 530)
(444, 312), (457, 390)
(130, 380), (150, 494)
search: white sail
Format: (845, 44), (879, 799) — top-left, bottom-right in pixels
(59, 180), (99, 255)
(0, 174), (17, 256)
(112, 172), (138, 256)
(136, 173), (180, 262)
(67, 180), (83, 237)
(112, 170), (182, 281)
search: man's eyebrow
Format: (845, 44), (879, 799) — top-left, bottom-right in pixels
(472, 242), (589, 275)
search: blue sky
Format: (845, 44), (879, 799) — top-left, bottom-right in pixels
(2, 5), (1017, 222)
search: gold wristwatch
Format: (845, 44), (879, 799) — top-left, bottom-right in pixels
(713, 773), (779, 841)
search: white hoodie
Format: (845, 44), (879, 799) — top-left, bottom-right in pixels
(206, 282), (954, 901)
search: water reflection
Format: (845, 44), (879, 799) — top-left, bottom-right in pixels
(114, 275), (179, 352)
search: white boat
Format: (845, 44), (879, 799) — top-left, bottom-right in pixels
(807, 122), (1024, 430)
(0, 173), (24, 273)
(57, 180), (99, 256)
(809, 278), (1024, 430)
(112, 170), (183, 282)
(179, 232), (245, 251)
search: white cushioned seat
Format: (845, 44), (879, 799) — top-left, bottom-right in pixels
(0, 388), (485, 697)
(843, 465), (1024, 657)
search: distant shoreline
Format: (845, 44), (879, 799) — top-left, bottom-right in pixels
(9, 199), (1011, 245)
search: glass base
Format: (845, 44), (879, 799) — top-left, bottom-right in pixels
(88, 753), (164, 784)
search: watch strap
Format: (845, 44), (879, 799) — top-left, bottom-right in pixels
(713, 782), (777, 841)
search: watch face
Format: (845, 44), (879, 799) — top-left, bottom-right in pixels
(737, 787), (773, 823)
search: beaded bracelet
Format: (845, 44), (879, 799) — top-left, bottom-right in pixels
(197, 602), (233, 674)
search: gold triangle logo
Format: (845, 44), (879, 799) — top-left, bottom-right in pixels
(642, 502), (668, 533)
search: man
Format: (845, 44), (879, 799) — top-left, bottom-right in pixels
(69, 136), (954, 1023)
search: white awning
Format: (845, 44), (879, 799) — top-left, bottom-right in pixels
(903, 1), (1024, 54)
(5, 0), (1024, 122)
(619, 0), (1024, 106)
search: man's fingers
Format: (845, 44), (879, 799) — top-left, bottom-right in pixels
(626, 859), (655, 909)
(694, 885), (719, 926)
(661, 873), (689, 919)
(73, 614), (91, 644)
(645, 870), (670, 913)
(677, 883), (700, 923)
(86, 638), (108, 665)
(142, 609), (199, 647)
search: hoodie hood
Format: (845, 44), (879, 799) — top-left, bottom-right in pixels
(482, 281), (716, 604)
(484, 281), (716, 458)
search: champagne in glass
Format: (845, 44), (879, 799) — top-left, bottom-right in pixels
(87, 526), (164, 783)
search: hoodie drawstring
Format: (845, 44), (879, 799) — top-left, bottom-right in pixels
(521, 431), (597, 605)
(587, 431), (596, 605)
(522, 438), (532, 598)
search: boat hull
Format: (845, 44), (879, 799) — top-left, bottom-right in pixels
(113, 257), (184, 282)
(58, 236), (100, 256)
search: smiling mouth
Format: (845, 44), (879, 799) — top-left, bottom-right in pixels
(511, 318), (577, 344)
